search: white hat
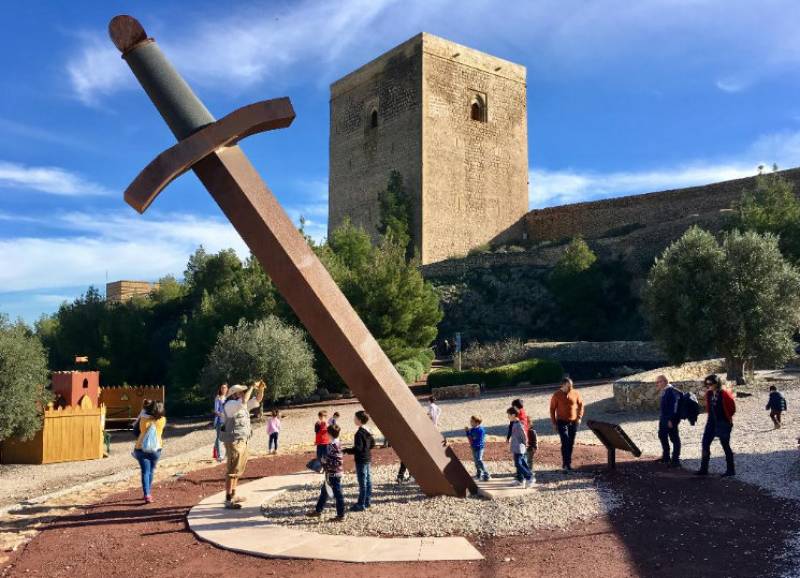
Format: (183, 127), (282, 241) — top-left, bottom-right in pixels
(226, 384), (248, 398)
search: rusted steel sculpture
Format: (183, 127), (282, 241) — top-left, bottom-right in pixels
(108, 15), (475, 497)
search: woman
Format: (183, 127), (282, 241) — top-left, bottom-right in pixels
(213, 384), (228, 462)
(134, 401), (166, 503)
(696, 374), (736, 477)
(549, 377), (584, 473)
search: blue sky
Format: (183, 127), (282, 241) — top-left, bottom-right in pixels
(2, 0), (800, 323)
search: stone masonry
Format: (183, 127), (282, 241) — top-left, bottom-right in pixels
(329, 33), (528, 264)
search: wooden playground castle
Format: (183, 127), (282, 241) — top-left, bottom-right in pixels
(1, 371), (106, 464)
(0, 371), (165, 465)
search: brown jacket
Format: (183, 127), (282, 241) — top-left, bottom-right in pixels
(550, 389), (584, 425)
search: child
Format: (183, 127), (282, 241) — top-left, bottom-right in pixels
(328, 411), (340, 427)
(428, 396), (441, 427)
(307, 423), (345, 520)
(267, 410), (281, 453)
(766, 385), (788, 429)
(507, 407), (533, 488)
(345, 410), (375, 511)
(526, 421), (538, 483)
(465, 415), (490, 481)
(314, 411), (330, 460)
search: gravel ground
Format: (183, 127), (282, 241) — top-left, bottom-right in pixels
(261, 462), (620, 537)
(8, 444), (799, 578)
(3, 375), (799, 508)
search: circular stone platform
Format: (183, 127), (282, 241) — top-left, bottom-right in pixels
(186, 472), (484, 563)
(261, 463), (619, 538)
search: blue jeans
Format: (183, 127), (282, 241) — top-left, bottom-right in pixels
(214, 422), (224, 460)
(700, 420), (734, 473)
(557, 420), (578, 469)
(269, 432), (279, 451)
(316, 475), (345, 517)
(316, 444), (328, 460)
(513, 453), (533, 481)
(471, 447), (489, 479)
(134, 448), (161, 497)
(355, 462), (372, 508)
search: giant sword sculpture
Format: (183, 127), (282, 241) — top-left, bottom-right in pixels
(108, 15), (475, 497)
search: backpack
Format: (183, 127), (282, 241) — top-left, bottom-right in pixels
(141, 423), (159, 454)
(677, 391), (701, 425)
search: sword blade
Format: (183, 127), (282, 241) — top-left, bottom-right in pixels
(193, 145), (474, 497)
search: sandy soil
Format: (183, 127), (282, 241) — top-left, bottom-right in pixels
(3, 441), (798, 578)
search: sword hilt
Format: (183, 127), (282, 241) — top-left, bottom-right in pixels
(109, 15), (215, 140)
(109, 15), (295, 213)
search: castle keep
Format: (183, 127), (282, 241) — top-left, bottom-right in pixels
(329, 33), (528, 264)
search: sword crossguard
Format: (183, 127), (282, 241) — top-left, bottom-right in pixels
(125, 98), (295, 213)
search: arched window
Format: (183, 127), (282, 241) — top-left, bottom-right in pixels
(370, 109), (378, 128)
(82, 378), (89, 389)
(470, 95), (486, 122)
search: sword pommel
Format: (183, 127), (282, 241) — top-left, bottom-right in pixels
(109, 15), (150, 54)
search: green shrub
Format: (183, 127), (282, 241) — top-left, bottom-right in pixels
(428, 358), (563, 389)
(413, 348), (435, 372)
(0, 317), (50, 441)
(200, 316), (318, 402)
(395, 359), (425, 384)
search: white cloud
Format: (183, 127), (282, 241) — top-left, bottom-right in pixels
(66, 0), (398, 103)
(66, 34), (133, 105)
(715, 77), (749, 93)
(530, 128), (800, 208)
(0, 211), (248, 293)
(65, 0), (800, 104)
(0, 203), (332, 295)
(0, 161), (111, 197)
(529, 164), (757, 208)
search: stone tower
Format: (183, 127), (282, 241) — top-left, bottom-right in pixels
(329, 33), (528, 264)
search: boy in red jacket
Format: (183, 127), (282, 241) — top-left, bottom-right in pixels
(314, 410), (330, 461)
(696, 374), (736, 477)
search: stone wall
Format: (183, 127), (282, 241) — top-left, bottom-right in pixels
(329, 33), (528, 264)
(525, 341), (667, 364)
(420, 35), (528, 264)
(524, 168), (800, 243)
(329, 35), (423, 246)
(431, 383), (481, 400)
(613, 359), (726, 411)
(106, 280), (159, 304)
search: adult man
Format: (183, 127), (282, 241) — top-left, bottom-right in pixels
(696, 374), (736, 477)
(656, 375), (681, 467)
(549, 377), (584, 473)
(220, 382), (264, 509)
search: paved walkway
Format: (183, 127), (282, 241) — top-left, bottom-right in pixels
(187, 472), (484, 563)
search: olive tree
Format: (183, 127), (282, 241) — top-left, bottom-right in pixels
(200, 316), (318, 402)
(644, 227), (800, 383)
(0, 317), (50, 441)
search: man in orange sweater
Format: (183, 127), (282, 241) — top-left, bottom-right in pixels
(550, 377), (584, 473)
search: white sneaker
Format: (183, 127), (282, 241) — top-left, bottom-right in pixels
(524, 479), (535, 488)
(512, 480), (524, 486)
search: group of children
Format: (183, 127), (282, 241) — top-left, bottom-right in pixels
(306, 396), (545, 519)
(464, 398), (538, 488)
(308, 409), (375, 520)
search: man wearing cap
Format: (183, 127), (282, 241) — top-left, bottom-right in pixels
(221, 382), (264, 509)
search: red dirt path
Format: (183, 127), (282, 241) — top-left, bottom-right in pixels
(3, 442), (797, 578)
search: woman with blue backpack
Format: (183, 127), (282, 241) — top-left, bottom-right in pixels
(133, 401), (166, 504)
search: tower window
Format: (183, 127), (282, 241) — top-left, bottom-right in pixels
(470, 95), (487, 123)
(82, 378), (89, 389)
(370, 109), (378, 128)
